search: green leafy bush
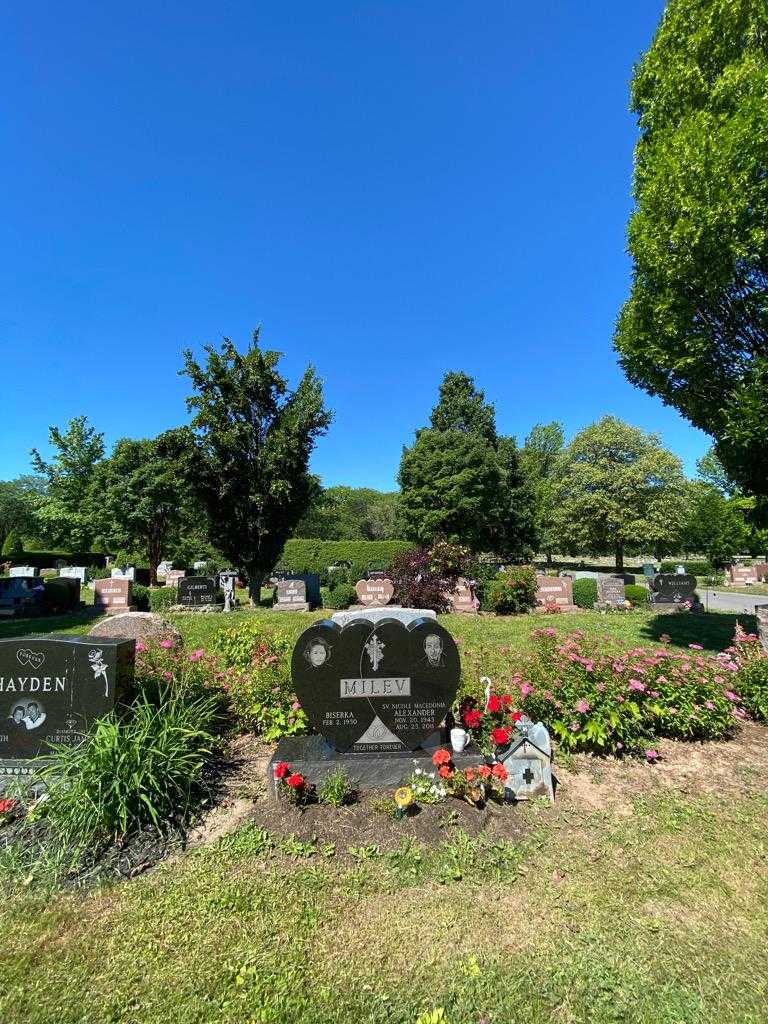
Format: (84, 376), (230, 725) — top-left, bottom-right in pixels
(485, 565), (537, 615)
(624, 583), (649, 607)
(731, 624), (768, 722)
(326, 582), (357, 609)
(1, 530), (24, 556)
(212, 621), (307, 740)
(38, 694), (220, 847)
(317, 766), (354, 807)
(278, 539), (414, 585)
(660, 559), (712, 576)
(131, 583), (150, 611)
(572, 578), (598, 609)
(149, 586), (176, 612)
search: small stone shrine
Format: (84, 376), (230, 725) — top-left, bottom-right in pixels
(535, 575), (578, 612)
(176, 576), (221, 610)
(596, 573), (626, 606)
(0, 635), (135, 781)
(94, 577), (135, 615)
(648, 573), (697, 609)
(9, 566), (37, 578)
(273, 578), (310, 612)
(269, 609), (479, 789)
(728, 564), (759, 586)
(496, 715), (554, 802)
(447, 577), (480, 614)
(354, 577), (395, 608)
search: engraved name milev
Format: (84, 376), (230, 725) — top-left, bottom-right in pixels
(340, 677), (411, 698)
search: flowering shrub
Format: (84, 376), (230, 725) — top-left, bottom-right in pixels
(484, 565), (538, 615)
(730, 623), (768, 722)
(134, 638), (225, 710)
(273, 761), (312, 806)
(212, 622), (307, 741)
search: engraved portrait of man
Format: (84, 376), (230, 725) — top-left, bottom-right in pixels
(422, 634), (444, 669)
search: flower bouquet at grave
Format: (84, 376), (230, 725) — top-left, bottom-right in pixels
(430, 749), (507, 807)
(404, 765), (448, 805)
(273, 762), (314, 806)
(454, 689), (525, 755)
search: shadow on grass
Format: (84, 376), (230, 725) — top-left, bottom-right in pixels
(0, 608), (100, 640)
(639, 611), (756, 652)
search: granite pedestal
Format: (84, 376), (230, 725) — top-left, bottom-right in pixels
(268, 734), (484, 795)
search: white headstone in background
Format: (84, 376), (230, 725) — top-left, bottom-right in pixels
(9, 566), (36, 577)
(60, 566), (87, 584)
(156, 560), (173, 579)
(111, 566), (136, 581)
(193, 560), (206, 571)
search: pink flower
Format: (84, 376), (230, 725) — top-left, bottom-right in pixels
(135, 641), (147, 653)
(583, 661), (594, 673)
(189, 649), (205, 662)
(689, 643), (703, 650)
(645, 749), (659, 762)
(615, 694), (625, 703)
(575, 699), (590, 714)
(520, 682), (534, 698)
(291, 701), (301, 711)
(616, 741), (624, 750)
(163, 671), (173, 681)
(628, 680), (646, 692)
(704, 701), (715, 710)
(160, 639), (174, 650)
(725, 691), (739, 703)
(569, 721), (580, 732)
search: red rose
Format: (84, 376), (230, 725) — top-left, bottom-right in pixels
(437, 765), (452, 779)
(491, 727), (510, 746)
(491, 762), (508, 781)
(486, 695), (502, 713)
(463, 709), (482, 729)
(510, 711), (522, 722)
(431, 748), (451, 766)
(274, 761), (290, 780)
(286, 773), (305, 788)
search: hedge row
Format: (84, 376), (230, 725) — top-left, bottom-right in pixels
(0, 551), (108, 569)
(660, 559), (713, 576)
(277, 539), (416, 585)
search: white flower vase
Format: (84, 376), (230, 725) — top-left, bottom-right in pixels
(450, 727), (469, 753)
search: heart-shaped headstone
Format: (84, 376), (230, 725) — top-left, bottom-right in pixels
(291, 616), (460, 752)
(354, 578), (395, 607)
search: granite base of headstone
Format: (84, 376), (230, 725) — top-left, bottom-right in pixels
(756, 605), (768, 654)
(0, 635), (135, 785)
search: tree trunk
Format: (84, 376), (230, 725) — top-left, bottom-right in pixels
(615, 545), (624, 572)
(246, 564), (265, 605)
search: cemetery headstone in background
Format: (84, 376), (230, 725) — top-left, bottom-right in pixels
(60, 566), (87, 584)
(94, 578), (135, 615)
(0, 635), (135, 781)
(728, 564), (759, 586)
(648, 573), (697, 608)
(156, 560), (173, 580)
(0, 578), (46, 618)
(9, 566), (37, 578)
(111, 566), (136, 581)
(177, 576), (219, 608)
(754, 563), (768, 582)
(273, 578), (310, 612)
(166, 570), (186, 591)
(642, 563), (656, 578)
(447, 577), (480, 614)
(354, 578), (395, 608)
(535, 576), (578, 612)
(597, 574), (626, 606)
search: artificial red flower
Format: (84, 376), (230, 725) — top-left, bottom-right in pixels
(274, 761), (290, 780)
(486, 695), (502, 713)
(431, 748), (452, 766)
(286, 773), (305, 788)
(463, 709), (482, 729)
(464, 767), (477, 782)
(491, 762), (508, 781)
(491, 727), (510, 746)
(477, 764), (491, 779)
(500, 694), (513, 707)
(437, 765), (452, 779)
(0, 798), (16, 814)
(510, 711), (523, 722)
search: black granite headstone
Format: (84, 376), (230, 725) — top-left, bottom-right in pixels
(177, 576), (218, 606)
(0, 578), (46, 618)
(0, 635), (135, 779)
(291, 616), (460, 753)
(649, 573), (697, 604)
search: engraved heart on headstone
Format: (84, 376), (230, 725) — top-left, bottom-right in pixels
(16, 649), (45, 669)
(291, 616), (460, 752)
(354, 578), (395, 607)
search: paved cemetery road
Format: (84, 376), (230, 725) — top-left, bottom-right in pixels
(701, 589), (768, 614)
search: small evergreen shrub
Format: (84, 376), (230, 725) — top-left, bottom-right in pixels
(572, 578), (598, 609)
(624, 583), (649, 607)
(327, 583), (357, 609)
(1, 530), (24, 556)
(149, 587), (176, 612)
(485, 565), (538, 615)
(131, 583), (150, 611)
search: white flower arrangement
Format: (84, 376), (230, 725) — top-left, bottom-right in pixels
(406, 764), (447, 803)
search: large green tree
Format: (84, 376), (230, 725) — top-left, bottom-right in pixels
(31, 416), (104, 549)
(550, 416), (688, 569)
(614, 0), (768, 496)
(88, 431), (195, 584)
(294, 485), (401, 540)
(0, 477), (43, 551)
(398, 372), (537, 556)
(681, 481), (752, 566)
(181, 330), (331, 598)
(520, 422), (565, 564)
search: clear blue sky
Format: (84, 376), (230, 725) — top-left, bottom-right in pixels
(1, 1), (710, 489)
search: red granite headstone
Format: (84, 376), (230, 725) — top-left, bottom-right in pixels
(94, 577), (134, 615)
(729, 564), (758, 586)
(354, 578), (395, 607)
(447, 577), (479, 614)
(166, 570), (186, 590)
(535, 575), (577, 611)
(753, 563), (768, 582)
